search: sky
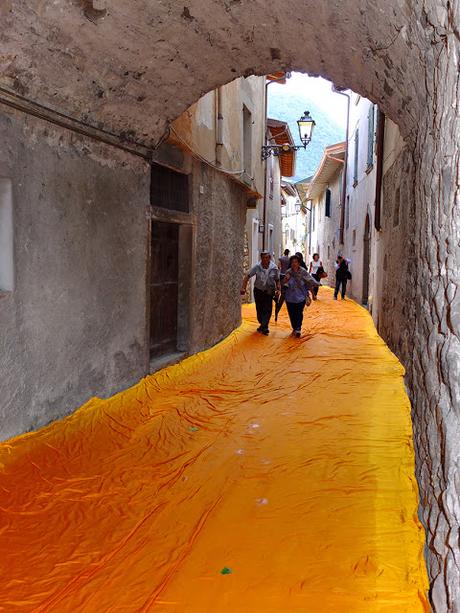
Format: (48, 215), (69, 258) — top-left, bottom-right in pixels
(267, 72), (349, 181)
(272, 73), (348, 131)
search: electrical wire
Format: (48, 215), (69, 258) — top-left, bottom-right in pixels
(169, 125), (249, 177)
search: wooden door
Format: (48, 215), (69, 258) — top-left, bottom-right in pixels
(150, 222), (179, 358)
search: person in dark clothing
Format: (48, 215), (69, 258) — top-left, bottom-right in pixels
(275, 249), (290, 322)
(240, 252), (281, 335)
(334, 256), (350, 300)
(295, 252), (308, 270)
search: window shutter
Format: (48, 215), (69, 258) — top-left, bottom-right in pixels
(325, 189), (331, 217)
(367, 105), (375, 168)
(353, 129), (359, 185)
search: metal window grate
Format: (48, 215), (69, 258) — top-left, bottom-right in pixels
(150, 164), (189, 213)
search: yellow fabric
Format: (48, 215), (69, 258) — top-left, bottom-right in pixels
(1, 290), (429, 611)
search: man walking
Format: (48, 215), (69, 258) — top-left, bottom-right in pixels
(241, 252), (280, 335)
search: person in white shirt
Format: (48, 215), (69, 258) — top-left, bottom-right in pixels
(309, 253), (323, 300)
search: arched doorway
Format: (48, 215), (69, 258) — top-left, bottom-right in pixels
(3, 3), (460, 608)
(362, 213), (371, 306)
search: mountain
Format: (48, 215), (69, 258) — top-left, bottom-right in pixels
(268, 88), (345, 183)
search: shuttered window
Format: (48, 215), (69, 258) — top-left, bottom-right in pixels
(353, 129), (359, 186)
(367, 105), (375, 168)
(325, 189), (331, 218)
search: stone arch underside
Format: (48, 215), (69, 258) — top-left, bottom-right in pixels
(2, 1), (460, 610)
(2, 0), (428, 143)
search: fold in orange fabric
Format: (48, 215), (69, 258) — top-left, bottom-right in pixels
(0, 290), (429, 611)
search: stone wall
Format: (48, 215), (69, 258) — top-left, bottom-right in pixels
(189, 159), (247, 352)
(378, 130), (460, 610)
(409, 17), (460, 605)
(377, 147), (417, 363)
(0, 107), (150, 440)
(0, 118), (248, 441)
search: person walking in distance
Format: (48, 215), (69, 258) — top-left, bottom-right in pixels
(283, 255), (320, 337)
(309, 253), (323, 300)
(241, 252), (280, 335)
(334, 255), (351, 300)
(275, 249), (290, 322)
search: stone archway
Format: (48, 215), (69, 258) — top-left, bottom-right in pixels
(2, 2), (459, 609)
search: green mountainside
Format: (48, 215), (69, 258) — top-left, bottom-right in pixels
(268, 89), (345, 183)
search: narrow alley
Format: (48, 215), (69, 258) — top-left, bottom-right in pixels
(1, 292), (428, 611)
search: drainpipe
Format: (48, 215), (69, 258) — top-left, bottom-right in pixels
(332, 86), (351, 245)
(262, 74), (287, 251)
(215, 87), (224, 166)
(307, 200), (312, 255)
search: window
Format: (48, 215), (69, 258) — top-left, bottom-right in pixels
(243, 105), (252, 180)
(353, 129), (359, 186)
(268, 225), (274, 254)
(352, 229), (356, 246)
(327, 244), (330, 258)
(367, 105), (375, 169)
(0, 178), (14, 292)
(345, 195), (350, 229)
(325, 189), (331, 217)
(150, 164), (189, 212)
(312, 204), (316, 231)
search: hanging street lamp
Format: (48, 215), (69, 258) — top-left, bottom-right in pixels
(297, 110), (316, 147)
(261, 111), (316, 160)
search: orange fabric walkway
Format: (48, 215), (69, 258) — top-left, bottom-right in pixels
(1, 290), (428, 612)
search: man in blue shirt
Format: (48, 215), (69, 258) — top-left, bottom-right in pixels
(241, 252), (280, 335)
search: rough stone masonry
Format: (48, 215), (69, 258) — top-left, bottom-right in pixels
(1, 1), (459, 608)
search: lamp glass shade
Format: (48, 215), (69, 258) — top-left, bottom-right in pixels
(297, 111), (315, 144)
(295, 201), (301, 213)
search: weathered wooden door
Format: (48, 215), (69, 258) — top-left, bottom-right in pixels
(150, 221), (179, 358)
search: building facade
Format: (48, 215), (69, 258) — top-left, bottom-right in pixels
(281, 181), (307, 257)
(300, 143), (345, 276)
(342, 95), (377, 307)
(152, 75), (267, 363)
(302, 93), (404, 327)
(0, 75), (270, 440)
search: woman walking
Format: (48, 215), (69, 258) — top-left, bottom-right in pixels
(334, 256), (350, 300)
(309, 253), (323, 300)
(283, 255), (320, 337)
